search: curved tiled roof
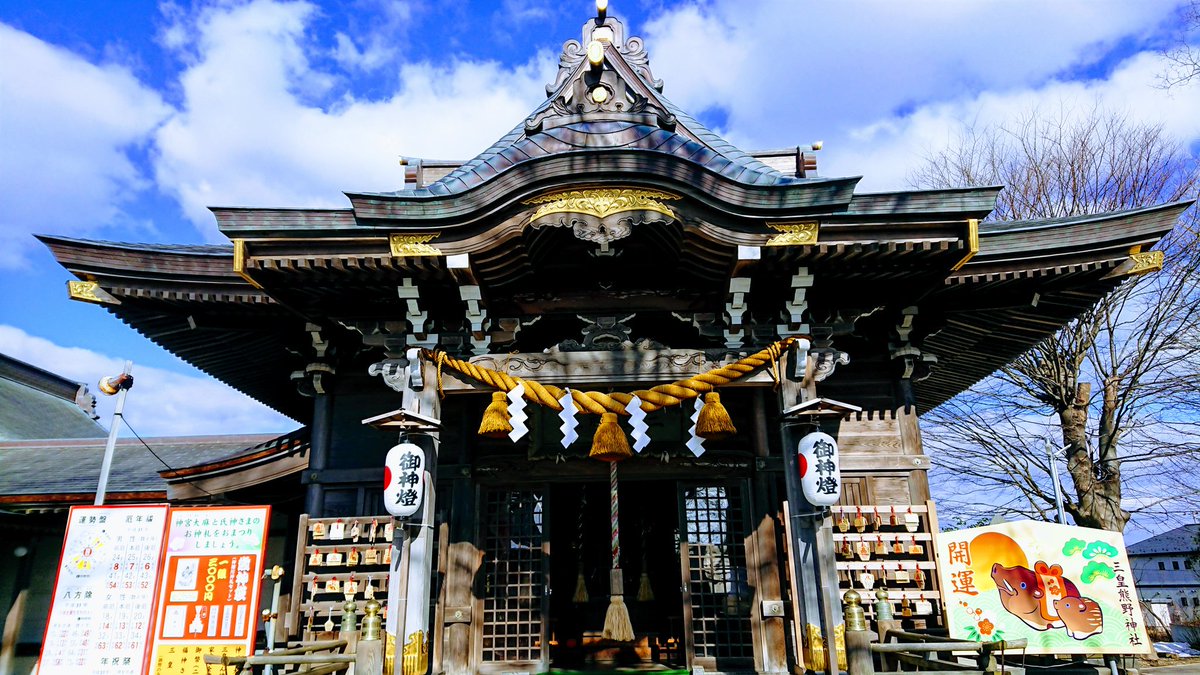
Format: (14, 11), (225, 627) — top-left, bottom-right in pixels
(364, 30), (808, 202)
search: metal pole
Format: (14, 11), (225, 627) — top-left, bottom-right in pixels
(1046, 441), (1066, 524)
(95, 361), (132, 506)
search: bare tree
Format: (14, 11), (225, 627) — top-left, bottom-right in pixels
(1161, 0), (1200, 89)
(911, 106), (1200, 532)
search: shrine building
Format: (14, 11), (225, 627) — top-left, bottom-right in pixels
(28, 5), (1188, 675)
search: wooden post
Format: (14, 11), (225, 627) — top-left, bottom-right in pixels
(873, 588), (899, 671)
(843, 591), (874, 675)
(778, 346), (831, 674)
(357, 600), (385, 675)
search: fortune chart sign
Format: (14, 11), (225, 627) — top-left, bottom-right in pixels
(146, 506), (271, 675)
(39, 505), (170, 675)
(935, 520), (1152, 655)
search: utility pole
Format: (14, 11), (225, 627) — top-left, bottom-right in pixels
(1046, 441), (1068, 524)
(95, 361), (134, 506)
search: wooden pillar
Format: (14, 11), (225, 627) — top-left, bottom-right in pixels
(440, 395), (481, 675)
(778, 347), (831, 674)
(304, 390), (335, 516)
(392, 353), (441, 675)
(750, 391), (789, 674)
(778, 345), (846, 675)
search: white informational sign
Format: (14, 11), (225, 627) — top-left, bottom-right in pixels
(384, 443), (426, 518)
(39, 504), (170, 675)
(798, 431), (841, 506)
(146, 505), (271, 675)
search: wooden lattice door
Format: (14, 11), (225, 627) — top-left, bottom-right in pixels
(678, 482), (756, 672)
(477, 486), (548, 674)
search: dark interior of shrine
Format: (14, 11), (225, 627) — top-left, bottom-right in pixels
(548, 480), (685, 670)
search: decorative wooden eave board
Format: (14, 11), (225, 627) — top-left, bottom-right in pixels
(838, 186), (1001, 221)
(946, 258), (1122, 285)
(103, 284), (277, 305)
(0, 492), (168, 509)
(212, 206), (358, 238)
(973, 200), (1188, 257)
(38, 235), (237, 278)
(763, 239), (966, 270)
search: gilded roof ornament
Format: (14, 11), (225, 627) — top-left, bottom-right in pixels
(525, 188), (679, 246)
(67, 280), (120, 305)
(765, 222), (819, 246)
(389, 234), (443, 257)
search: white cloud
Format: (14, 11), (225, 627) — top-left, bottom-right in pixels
(0, 325), (295, 437)
(0, 23), (170, 269)
(638, 1), (1199, 192)
(152, 0), (556, 240)
(643, 0), (1182, 151)
(828, 51), (1200, 191)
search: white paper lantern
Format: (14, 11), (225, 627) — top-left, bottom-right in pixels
(798, 431), (840, 506)
(384, 443), (425, 518)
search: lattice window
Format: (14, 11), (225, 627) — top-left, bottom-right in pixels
(480, 488), (545, 663)
(682, 484), (754, 660)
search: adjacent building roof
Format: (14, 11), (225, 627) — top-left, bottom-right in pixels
(0, 431), (307, 509)
(1129, 524), (1200, 556)
(0, 353), (104, 441)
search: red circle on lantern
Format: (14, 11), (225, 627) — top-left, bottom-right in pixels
(383, 466), (393, 489)
(798, 453), (808, 478)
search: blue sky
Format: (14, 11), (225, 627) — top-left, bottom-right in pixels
(1, 2), (1198, 463)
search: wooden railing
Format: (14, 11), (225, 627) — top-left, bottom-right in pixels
(843, 590), (1027, 675)
(204, 600), (384, 675)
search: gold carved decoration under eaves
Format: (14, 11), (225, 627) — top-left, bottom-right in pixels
(765, 222), (819, 246)
(1128, 250), (1164, 275)
(67, 280), (120, 305)
(524, 188), (679, 222)
(389, 233), (443, 257)
(524, 188), (680, 246)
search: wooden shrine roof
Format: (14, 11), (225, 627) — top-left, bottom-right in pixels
(38, 201), (1189, 417)
(34, 14), (1195, 418)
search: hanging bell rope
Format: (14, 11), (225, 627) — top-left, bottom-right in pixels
(573, 491), (589, 604)
(421, 336), (796, 416)
(602, 459), (634, 641)
(637, 518), (654, 602)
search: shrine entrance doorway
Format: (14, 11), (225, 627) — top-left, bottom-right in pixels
(476, 477), (760, 673)
(548, 479), (685, 671)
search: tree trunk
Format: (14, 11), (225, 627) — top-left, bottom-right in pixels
(1059, 382), (1130, 531)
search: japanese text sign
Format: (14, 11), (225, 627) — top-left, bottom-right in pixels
(935, 520), (1151, 655)
(146, 505), (271, 675)
(384, 443), (425, 518)
(40, 505), (170, 675)
(798, 431), (840, 506)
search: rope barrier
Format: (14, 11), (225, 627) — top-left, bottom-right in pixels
(420, 336), (798, 415)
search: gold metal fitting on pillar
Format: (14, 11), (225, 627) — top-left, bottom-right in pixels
(362, 600), (382, 641)
(341, 600), (358, 634)
(874, 587), (893, 621)
(843, 590), (867, 632)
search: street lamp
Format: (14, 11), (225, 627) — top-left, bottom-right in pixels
(94, 361), (133, 506)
